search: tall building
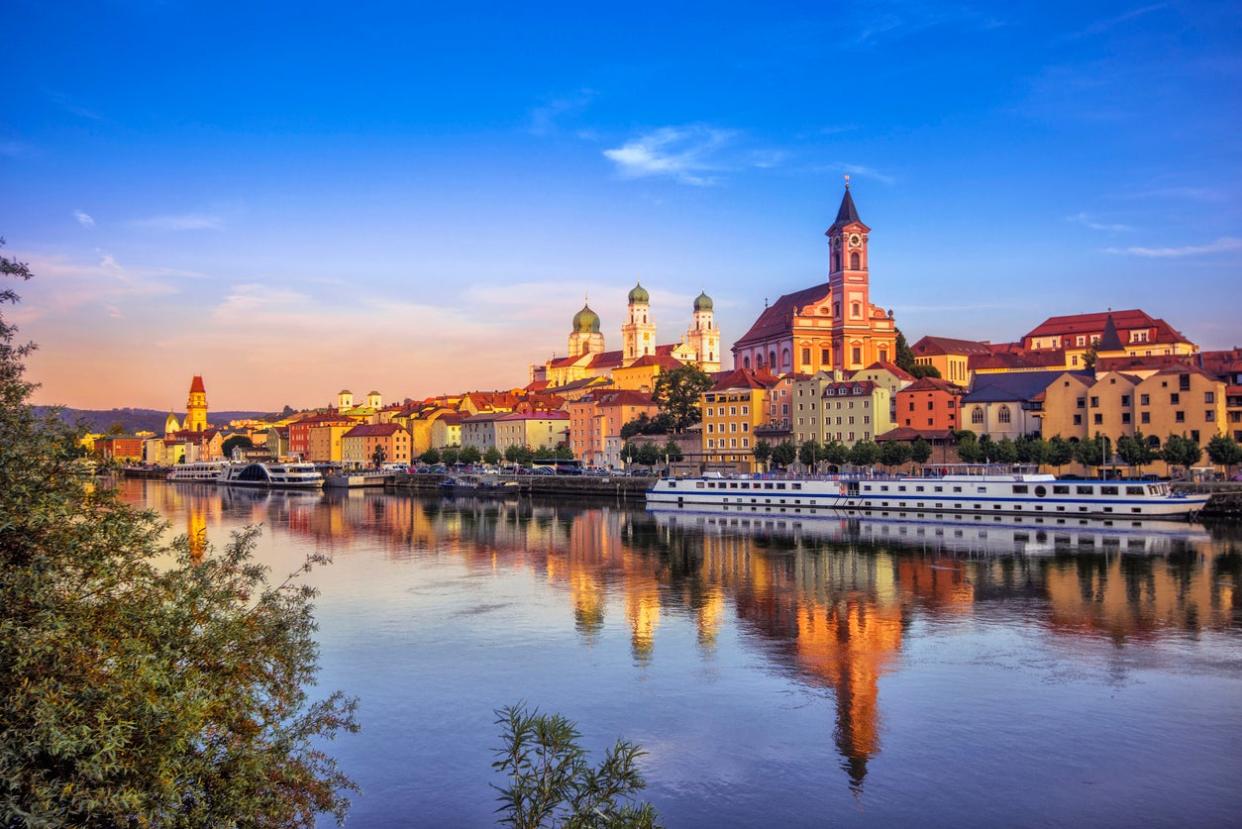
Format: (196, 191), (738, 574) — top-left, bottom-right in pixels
(621, 283), (656, 363)
(676, 291), (720, 372)
(732, 181), (897, 374)
(184, 375), (208, 432)
(568, 302), (606, 358)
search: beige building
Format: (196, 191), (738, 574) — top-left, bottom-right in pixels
(493, 411), (570, 452)
(307, 422), (354, 462)
(341, 423), (412, 467)
(430, 414), (463, 448)
(793, 379), (891, 446)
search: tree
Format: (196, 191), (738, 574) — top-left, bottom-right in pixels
(620, 413), (673, 439)
(222, 434), (253, 458)
(1045, 436), (1073, 472)
(799, 439), (820, 469)
(1162, 434), (1202, 476)
(421, 447), (442, 465)
(1073, 434), (1107, 470)
(620, 441), (638, 468)
(492, 703), (657, 829)
(752, 440), (772, 471)
(0, 243), (358, 826)
(977, 434), (995, 462)
(991, 437), (1019, 465)
(909, 364), (941, 379)
(770, 440), (797, 469)
(1206, 434), (1242, 478)
(441, 446), (461, 466)
(910, 437), (932, 466)
(554, 442), (574, 460)
(484, 446), (502, 466)
(505, 444), (533, 466)
(371, 443), (387, 468)
(1015, 436), (1047, 466)
(635, 442), (661, 468)
(663, 438), (684, 464)
(1117, 432), (1157, 472)
(879, 441), (912, 470)
(823, 440), (850, 467)
(894, 329), (917, 373)
(458, 445), (482, 465)
(848, 440), (880, 467)
(651, 364), (713, 432)
(956, 434), (982, 464)
(107, 420), (127, 435)
(1082, 344), (1099, 370)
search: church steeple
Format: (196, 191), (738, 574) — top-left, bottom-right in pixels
(830, 176), (863, 231)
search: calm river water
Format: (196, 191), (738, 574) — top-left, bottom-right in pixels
(120, 479), (1242, 828)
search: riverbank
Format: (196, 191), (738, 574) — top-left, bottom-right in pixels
(1173, 482), (1242, 519)
(385, 473), (655, 500)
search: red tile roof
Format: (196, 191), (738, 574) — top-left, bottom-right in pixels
(860, 360), (915, 381)
(822, 380), (879, 396)
(343, 423), (406, 438)
(733, 284), (831, 348)
(710, 367), (781, 391)
(911, 336), (993, 357)
(595, 389), (657, 407)
(899, 376), (965, 394)
(1022, 309), (1191, 346)
(499, 410), (569, 421)
(188, 375), (206, 393)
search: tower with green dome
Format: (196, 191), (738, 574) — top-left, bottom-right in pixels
(622, 281), (656, 364)
(567, 300), (605, 358)
(681, 290), (720, 372)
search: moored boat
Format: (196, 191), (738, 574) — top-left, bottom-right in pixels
(167, 460), (230, 482)
(218, 462), (324, 488)
(647, 464), (1210, 521)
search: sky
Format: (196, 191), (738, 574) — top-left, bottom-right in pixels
(2, 0), (1239, 411)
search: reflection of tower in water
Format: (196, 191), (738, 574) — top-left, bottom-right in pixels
(187, 499), (207, 561)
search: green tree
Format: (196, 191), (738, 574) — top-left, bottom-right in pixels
(492, 703), (658, 829)
(371, 443), (387, 468)
(752, 440), (772, 471)
(909, 364), (941, 379)
(770, 440), (798, 469)
(0, 244), (358, 826)
(991, 437), (1019, 465)
(620, 442), (638, 468)
(976, 434), (995, 462)
(879, 441), (912, 470)
(663, 438), (684, 464)
(910, 438), (932, 465)
(1073, 435), (1107, 470)
(554, 442), (574, 460)
(635, 442), (660, 468)
(1117, 432), (1157, 472)
(505, 444), (533, 466)
(484, 446), (503, 466)
(1206, 434), (1242, 478)
(894, 329), (917, 372)
(107, 420), (127, 435)
(848, 440), (880, 467)
(1162, 434), (1202, 476)
(799, 439), (821, 469)
(1045, 436), (1073, 472)
(651, 364), (713, 432)
(421, 447), (442, 465)
(956, 435), (982, 464)
(458, 445), (482, 465)
(1015, 436), (1047, 466)
(1082, 344), (1099, 370)
(441, 445), (461, 466)
(823, 440), (850, 467)
(222, 434), (254, 458)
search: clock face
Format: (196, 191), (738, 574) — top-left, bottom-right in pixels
(849, 233), (862, 248)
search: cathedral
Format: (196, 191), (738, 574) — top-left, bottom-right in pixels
(534, 284), (721, 389)
(731, 181), (897, 374)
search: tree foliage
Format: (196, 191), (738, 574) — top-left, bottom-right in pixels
(798, 440), (820, 468)
(751, 440), (772, 469)
(1162, 434), (1202, 474)
(894, 330), (916, 373)
(770, 440), (797, 468)
(1116, 432), (1158, 471)
(222, 434), (254, 458)
(651, 365), (713, 433)
(458, 445), (482, 465)
(619, 413), (675, 439)
(1206, 434), (1242, 476)
(484, 446), (503, 466)
(908, 363), (941, 379)
(421, 447), (442, 465)
(0, 242), (358, 827)
(909, 438), (932, 465)
(492, 704), (658, 829)
(1045, 436), (1073, 471)
(663, 439), (684, 463)
(848, 440), (879, 467)
(879, 441), (911, 469)
(1073, 434), (1107, 468)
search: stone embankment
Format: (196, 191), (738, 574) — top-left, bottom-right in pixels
(386, 473), (656, 500)
(1173, 482), (1242, 519)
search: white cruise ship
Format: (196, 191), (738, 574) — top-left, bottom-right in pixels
(218, 462), (324, 489)
(167, 461), (230, 482)
(647, 465), (1210, 521)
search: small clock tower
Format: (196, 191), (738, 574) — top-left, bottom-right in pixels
(827, 177), (873, 370)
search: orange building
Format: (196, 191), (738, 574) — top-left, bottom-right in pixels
(700, 368), (779, 470)
(341, 422), (411, 467)
(731, 182), (897, 375)
(289, 413), (354, 459)
(895, 377), (964, 431)
(568, 389), (659, 466)
(94, 435), (144, 462)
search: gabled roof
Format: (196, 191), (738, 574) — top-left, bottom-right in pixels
(822, 380), (879, 396)
(189, 375), (206, 394)
(858, 360), (915, 381)
(1097, 314), (1124, 351)
(910, 336), (993, 357)
(498, 410), (569, 421)
(1022, 309), (1192, 345)
(710, 367), (780, 391)
(899, 376), (965, 394)
(624, 353), (683, 370)
(343, 423), (405, 438)
(963, 371), (1088, 403)
(733, 284), (831, 347)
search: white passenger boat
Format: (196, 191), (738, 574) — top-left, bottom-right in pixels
(167, 460), (230, 482)
(218, 462), (324, 488)
(647, 465), (1211, 521)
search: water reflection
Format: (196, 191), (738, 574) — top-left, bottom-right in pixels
(120, 479), (1242, 800)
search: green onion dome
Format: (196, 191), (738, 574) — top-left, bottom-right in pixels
(628, 282), (650, 304)
(693, 291), (713, 312)
(573, 303), (601, 333)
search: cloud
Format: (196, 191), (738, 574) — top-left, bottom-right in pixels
(1061, 3), (1167, 40)
(812, 162), (895, 186)
(0, 139), (32, 158)
(130, 213), (224, 231)
(73, 210), (95, 228)
(46, 90), (104, 122)
(1112, 185), (1227, 203)
(603, 126), (736, 186)
(1105, 237), (1242, 257)
(1066, 211), (1132, 232)
(14, 250), (201, 316)
(528, 89), (596, 136)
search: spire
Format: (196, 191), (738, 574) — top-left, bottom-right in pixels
(189, 375), (206, 394)
(833, 181), (861, 228)
(1097, 313), (1123, 352)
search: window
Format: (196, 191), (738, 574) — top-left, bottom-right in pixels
(1205, 391), (1216, 404)
(1090, 396), (1100, 408)
(1175, 411), (1185, 423)
(1206, 410), (1216, 422)
(1101, 486), (1119, 496)
(821, 348), (830, 364)
(1053, 485), (1069, 495)
(1076, 486), (1093, 494)
(1140, 394), (1150, 405)
(1121, 395), (1130, 406)
(1013, 485), (1029, 494)
(1093, 414), (1103, 425)
(1073, 414), (1082, 425)
(1126, 486), (1144, 496)
(1170, 393), (1180, 405)
(1076, 397), (1085, 409)
(1141, 412), (1150, 424)
(998, 406), (1011, 424)
(851, 346), (862, 364)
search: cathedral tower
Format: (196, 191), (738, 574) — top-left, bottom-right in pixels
(568, 302), (605, 358)
(684, 291), (720, 372)
(185, 375), (208, 432)
(621, 282), (656, 365)
(827, 178), (874, 371)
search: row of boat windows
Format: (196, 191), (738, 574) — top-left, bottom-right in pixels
(679, 481), (806, 490)
(687, 515), (1151, 543)
(860, 483), (1164, 496)
(699, 506), (1151, 532)
(701, 496), (1144, 515)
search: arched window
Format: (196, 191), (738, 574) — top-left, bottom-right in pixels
(998, 405), (1011, 424)
(971, 407), (984, 425)
(851, 302), (861, 318)
(832, 252), (841, 272)
(769, 350), (777, 368)
(743, 355), (751, 369)
(850, 251), (860, 269)
(782, 347), (791, 368)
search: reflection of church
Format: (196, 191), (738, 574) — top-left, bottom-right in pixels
(532, 283), (721, 389)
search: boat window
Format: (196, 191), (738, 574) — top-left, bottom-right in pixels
(916, 486), (925, 492)
(953, 486), (962, 493)
(764, 483), (774, 490)
(1053, 485), (1069, 495)
(1076, 485), (1093, 495)
(977, 487), (987, 494)
(1034, 485), (1047, 497)
(696, 482), (704, 489)
(1126, 486), (1144, 496)
(880, 485), (889, 492)
(898, 486), (907, 492)
(1012, 485), (1029, 494)
(776, 483), (787, 490)
(729, 482), (739, 489)
(668, 481), (677, 488)
(792, 483), (802, 490)
(863, 485), (872, 491)
(1101, 486), (1119, 496)
(934, 486), (943, 492)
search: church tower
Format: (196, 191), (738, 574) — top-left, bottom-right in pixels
(827, 178), (873, 371)
(185, 375), (208, 432)
(621, 282), (656, 365)
(568, 302), (605, 358)
(164, 411), (181, 437)
(684, 291), (720, 372)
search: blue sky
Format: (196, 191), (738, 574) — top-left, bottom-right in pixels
(2, 0), (1239, 409)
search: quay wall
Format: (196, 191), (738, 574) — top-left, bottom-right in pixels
(386, 473), (655, 500)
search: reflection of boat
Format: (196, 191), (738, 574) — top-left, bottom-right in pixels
(648, 465), (1210, 520)
(324, 471), (389, 488)
(167, 461), (230, 482)
(647, 502), (1211, 557)
(440, 474), (520, 494)
(218, 462), (324, 488)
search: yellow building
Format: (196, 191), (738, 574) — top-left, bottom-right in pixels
(793, 377), (892, 446)
(430, 414), (463, 449)
(910, 336), (993, 386)
(701, 368), (779, 470)
(307, 422), (355, 462)
(341, 423), (412, 467)
(184, 375), (208, 432)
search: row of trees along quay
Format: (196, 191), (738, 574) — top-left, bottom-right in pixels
(418, 442), (575, 467)
(0, 242), (661, 827)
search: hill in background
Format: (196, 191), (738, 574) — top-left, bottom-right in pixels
(36, 406), (276, 435)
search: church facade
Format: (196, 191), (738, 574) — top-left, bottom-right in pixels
(534, 284), (721, 390)
(731, 183), (897, 375)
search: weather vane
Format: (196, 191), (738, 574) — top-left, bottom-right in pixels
(844, 173), (851, 189)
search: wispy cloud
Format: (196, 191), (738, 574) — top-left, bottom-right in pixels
(528, 89), (596, 136)
(73, 209), (95, 228)
(130, 213), (224, 231)
(1112, 185), (1227, 203)
(848, 3), (1004, 47)
(46, 90), (104, 122)
(15, 250), (201, 317)
(603, 126), (736, 186)
(0, 139), (32, 158)
(1066, 211), (1132, 232)
(1061, 3), (1167, 40)
(812, 162), (895, 186)
(1105, 237), (1242, 257)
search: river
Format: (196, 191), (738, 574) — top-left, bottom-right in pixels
(120, 479), (1242, 828)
